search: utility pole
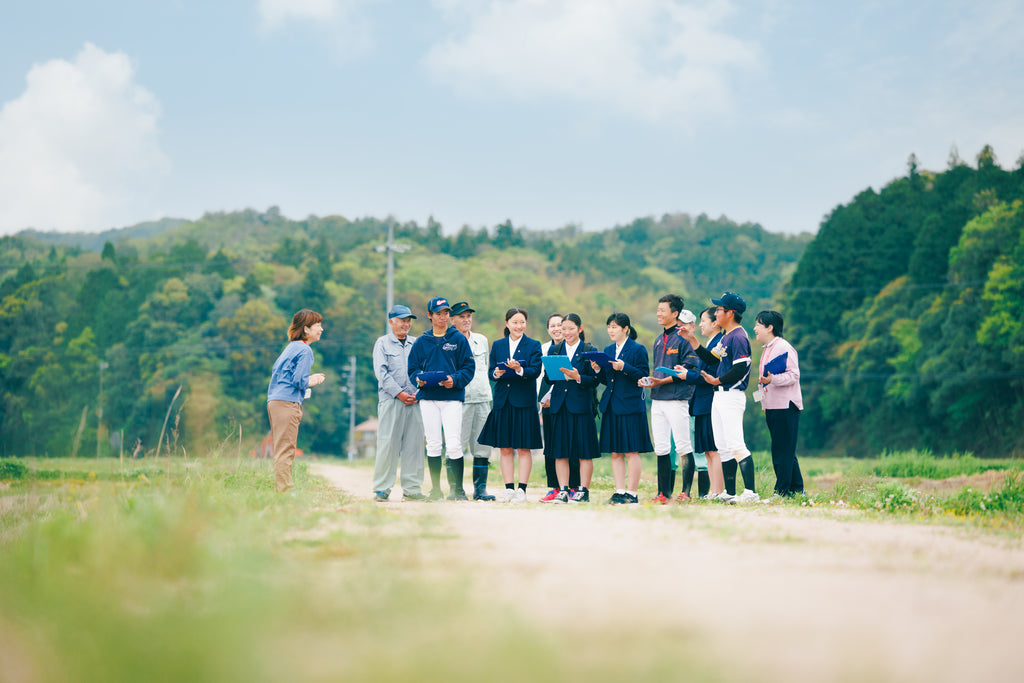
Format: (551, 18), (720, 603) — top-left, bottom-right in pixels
(97, 361), (108, 459)
(347, 355), (357, 460)
(374, 222), (410, 333)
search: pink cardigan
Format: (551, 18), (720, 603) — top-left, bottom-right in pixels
(758, 337), (803, 410)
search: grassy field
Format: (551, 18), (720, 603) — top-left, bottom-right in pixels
(1, 450), (1022, 682)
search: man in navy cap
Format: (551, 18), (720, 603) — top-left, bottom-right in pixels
(407, 296), (476, 500)
(451, 301), (496, 501)
(688, 292), (759, 503)
(371, 304), (425, 501)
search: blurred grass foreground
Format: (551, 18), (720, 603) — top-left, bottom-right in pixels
(1, 451), (1022, 682)
(0, 457), (706, 682)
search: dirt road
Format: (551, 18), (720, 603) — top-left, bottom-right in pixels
(311, 462), (1024, 682)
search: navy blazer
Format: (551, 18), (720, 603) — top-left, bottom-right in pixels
(489, 335), (543, 409)
(596, 337), (649, 415)
(546, 341), (599, 415)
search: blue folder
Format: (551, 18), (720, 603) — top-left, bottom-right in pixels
(417, 370), (448, 387)
(582, 351), (614, 369)
(762, 352), (788, 377)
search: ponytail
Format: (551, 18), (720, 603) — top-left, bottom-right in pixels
(606, 312), (637, 340)
(562, 312), (585, 342)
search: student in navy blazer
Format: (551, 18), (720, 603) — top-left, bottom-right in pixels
(541, 313), (601, 504)
(590, 313), (653, 504)
(478, 308), (544, 502)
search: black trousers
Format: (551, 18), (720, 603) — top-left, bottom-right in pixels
(765, 403), (804, 496)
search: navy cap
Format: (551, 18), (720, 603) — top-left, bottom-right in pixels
(450, 301), (475, 316)
(388, 304), (417, 320)
(427, 296), (451, 313)
(711, 292), (746, 314)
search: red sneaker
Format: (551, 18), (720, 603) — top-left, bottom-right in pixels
(539, 488), (560, 503)
(674, 492), (692, 503)
(647, 493), (671, 505)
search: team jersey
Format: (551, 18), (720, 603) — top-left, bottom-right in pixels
(710, 326), (752, 391)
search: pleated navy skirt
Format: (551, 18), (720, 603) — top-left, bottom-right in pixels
(693, 413), (717, 454)
(478, 405), (543, 449)
(545, 407), (600, 460)
(599, 409), (653, 454)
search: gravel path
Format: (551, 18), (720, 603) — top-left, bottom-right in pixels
(311, 461), (1024, 682)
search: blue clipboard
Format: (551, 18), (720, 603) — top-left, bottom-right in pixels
(762, 352), (788, 377)
(541, 355), (573, 381)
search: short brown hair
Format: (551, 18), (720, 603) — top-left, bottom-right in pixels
(288, 309), (323, 341)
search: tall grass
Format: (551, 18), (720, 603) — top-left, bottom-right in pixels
(848, 450), (1019, 479)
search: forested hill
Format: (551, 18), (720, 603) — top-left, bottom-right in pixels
(0, 211), (809, 457)
(784, 145), (1024, 457)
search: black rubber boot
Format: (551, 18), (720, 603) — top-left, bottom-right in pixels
(426, 456), (444, 501)
(656, 455), (672, 498)
(446, 457), (468, 500)
(472, 457), (495, 501)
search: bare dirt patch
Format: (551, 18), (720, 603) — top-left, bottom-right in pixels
(311, 461), (1024, 683)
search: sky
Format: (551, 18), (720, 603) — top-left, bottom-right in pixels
(1, 0), (1022, 238)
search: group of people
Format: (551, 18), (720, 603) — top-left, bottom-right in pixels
(265, 291), (805, 504)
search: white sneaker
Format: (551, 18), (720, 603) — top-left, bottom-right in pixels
(499, 488), (516, 503)
(513, 488), (528, 503)
(717, 492), (737, 504)
(736, 489), (760, 503)
(702, 492), (719, 501)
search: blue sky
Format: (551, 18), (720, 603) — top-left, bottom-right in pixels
(1, 0), (1022, 237)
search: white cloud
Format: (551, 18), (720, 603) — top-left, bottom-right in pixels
(0, 43), (167, 234)
(424, 0), (760, 126)
(257, 0), (377, 59)
(258, 0), (343, 28)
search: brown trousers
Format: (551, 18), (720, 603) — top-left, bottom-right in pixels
(268, 400), (303, 492)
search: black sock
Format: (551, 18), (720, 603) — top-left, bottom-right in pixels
(656, 455), (671, 496)
(518, 483), (527, 491)
(545, 455), (558, 489)
(723, 459), (738, 496)
(697, 470), (710, 498)
(738, 456), (755, 491)
(569, 455), (581, 490)
(668, 469), (677, 497)
(680, 452), (695, 496)
(505, 483), (515, 490)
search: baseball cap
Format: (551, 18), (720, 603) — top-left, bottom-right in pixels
(711, 292), (746, 314)
(678, 309), (697, 324)
(450, 301), (475, 316)
(427, 296), (451, 313)
(388, 304), (417, 320)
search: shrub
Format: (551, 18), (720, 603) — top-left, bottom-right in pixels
(0, 459), (28, 480)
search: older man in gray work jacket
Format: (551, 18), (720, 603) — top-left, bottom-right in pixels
(372, 304), (426, 502)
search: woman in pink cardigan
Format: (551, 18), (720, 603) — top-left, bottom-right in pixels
(753, 310), (805, 497)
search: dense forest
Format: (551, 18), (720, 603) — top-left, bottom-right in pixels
(0, 210), (808, 458)
(3, 144), (1021, 459)
(785, 145), (1024, 457)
